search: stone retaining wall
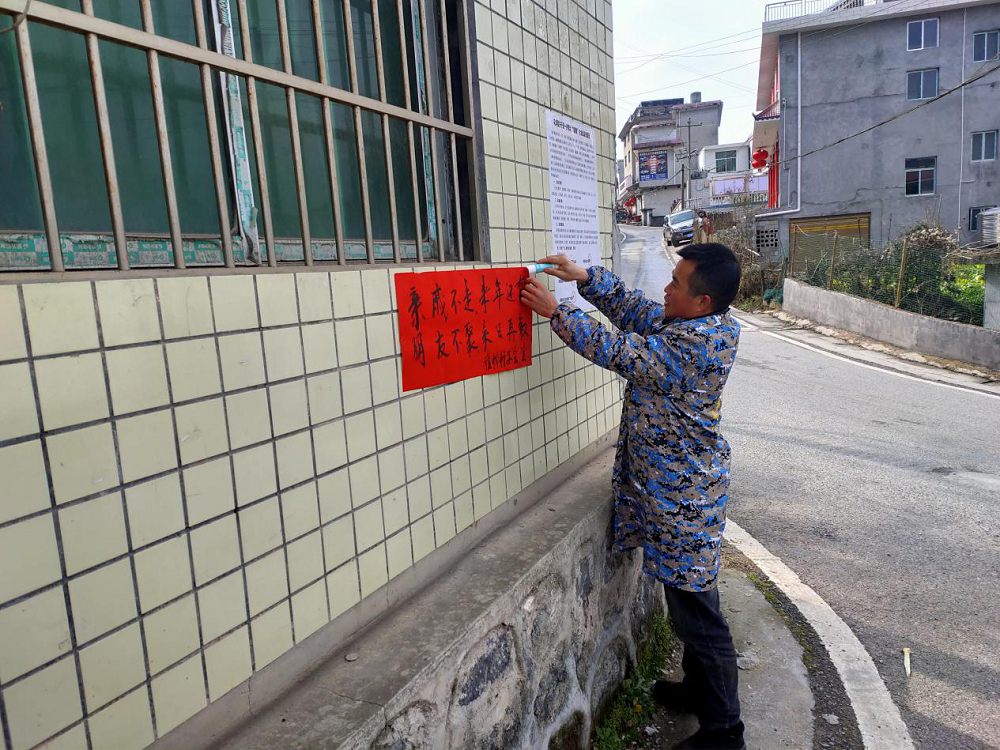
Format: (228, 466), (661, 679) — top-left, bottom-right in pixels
(360, 523), (661, 749)
(210, 448), (664, 750)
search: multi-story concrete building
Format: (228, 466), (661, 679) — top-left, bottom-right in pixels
(688, 141), (769, 213)
(753, 0), (1000, 256)
(618, 94), (723, 224)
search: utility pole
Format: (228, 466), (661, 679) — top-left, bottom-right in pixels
(681, 118), (703, 210)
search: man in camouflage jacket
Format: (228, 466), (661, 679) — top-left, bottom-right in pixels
(521, 243), (745, 750)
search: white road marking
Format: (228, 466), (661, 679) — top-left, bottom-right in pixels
(723, 519), (916, 750)
(731, 316), (1000, 400)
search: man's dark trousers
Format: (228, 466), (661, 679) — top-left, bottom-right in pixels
(663, 584), (741, 730)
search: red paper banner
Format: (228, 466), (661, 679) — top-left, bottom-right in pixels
(395, 268), (532, 391)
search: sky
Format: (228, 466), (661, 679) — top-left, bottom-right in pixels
(611, 0), (773, 156)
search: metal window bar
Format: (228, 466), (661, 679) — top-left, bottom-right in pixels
(80, 0), (128, 269)
(235, 0), (277, 267)
(14, 20), (62, 271)
(415, 0), (445, 262)
(310, 0), (346, 265)
(139, 0), (184, 268)
(0, 0), (475, 273)
(275, 0), (313, 265)
(437, 0), (464, 262)
(340, 0), (376, 263)
(369, 0), (402, 264)
(191, 0), (235, 268)
(395, 0), (425, 264)
(456, 0), (482, 260)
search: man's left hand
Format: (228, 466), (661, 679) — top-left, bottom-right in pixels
(520, 277), (559, 319)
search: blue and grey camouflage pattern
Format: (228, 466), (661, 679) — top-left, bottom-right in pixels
(550, 266), (740, 591)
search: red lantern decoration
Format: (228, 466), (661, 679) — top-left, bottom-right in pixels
(752, 149), (769, 169)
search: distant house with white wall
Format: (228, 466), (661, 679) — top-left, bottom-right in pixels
(689, 142), (769, 214)
(618, 94), (723, 224)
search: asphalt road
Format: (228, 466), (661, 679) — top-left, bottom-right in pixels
(616, 226), (1000, 750)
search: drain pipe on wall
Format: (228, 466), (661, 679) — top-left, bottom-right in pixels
(957, 9), (967, 232)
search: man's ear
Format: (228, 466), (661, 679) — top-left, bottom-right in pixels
(698, 294), (714, 313)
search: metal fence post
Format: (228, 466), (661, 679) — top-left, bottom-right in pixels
(828, 231), (838, 289)
(895, 239), (909, 308)
(790, 225), (798, 274)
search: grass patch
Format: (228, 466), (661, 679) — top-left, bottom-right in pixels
(592, 613), (679, 750)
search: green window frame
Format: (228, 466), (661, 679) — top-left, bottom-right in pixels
(0, 0), (479, 272)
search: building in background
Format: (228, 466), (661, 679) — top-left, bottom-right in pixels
(688, 141), (769, 215)
(753, 0), (1000, 258)
(618, 94), (723, 225)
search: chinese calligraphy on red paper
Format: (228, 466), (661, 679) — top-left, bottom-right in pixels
(395, 268), (532, 391)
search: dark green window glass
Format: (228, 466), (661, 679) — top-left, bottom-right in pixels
(0, 0), (470, 269)
(0, 34), (43, 237)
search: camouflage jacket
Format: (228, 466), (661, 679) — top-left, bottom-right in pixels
(550, 266), (740, 591)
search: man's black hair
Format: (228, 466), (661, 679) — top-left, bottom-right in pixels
(677, 243), (741, 314)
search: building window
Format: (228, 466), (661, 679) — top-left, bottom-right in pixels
(973, 30), (1000, 63)
(970, 206), (997, 232)
(755, 227), (779, 253)
(907, 19), (939, 51)
(907, 69), (939, 100)
(905, 157), (936, 196)
(972, 130), (999, 162)
(0, 0), (475, 270)
(715, 150), (738, 174)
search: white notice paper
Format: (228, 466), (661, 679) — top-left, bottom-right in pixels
(546, 111), (600, 311)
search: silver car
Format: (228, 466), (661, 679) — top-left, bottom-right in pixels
(664, 210), (696, 247)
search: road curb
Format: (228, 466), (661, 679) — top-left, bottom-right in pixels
(724, 520), (916, 750)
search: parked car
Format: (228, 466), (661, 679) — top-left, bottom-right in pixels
(664, 210), (695, 246)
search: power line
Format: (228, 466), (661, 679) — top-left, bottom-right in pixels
(773, 57), (1000, 171)
(613, 46), (762, 65)
(617, 58), (762, 101)
(614, 32), (762, 76)
(614, 30), (763, 73)
(617, 27), (762, 59)
(615, 0), (931, 104)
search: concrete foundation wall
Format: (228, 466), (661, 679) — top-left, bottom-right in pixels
(783, 278), (1000, 369)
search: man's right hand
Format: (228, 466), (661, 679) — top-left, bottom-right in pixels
(537, 254), (589, 283)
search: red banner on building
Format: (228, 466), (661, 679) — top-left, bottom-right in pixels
(395, 268), (532, 391)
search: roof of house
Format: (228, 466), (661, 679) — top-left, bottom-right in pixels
(633, 139), (685, 150)
(755, 0), (991, 110)
(618, 99), (724, 140)
(702, 141), (751, 153)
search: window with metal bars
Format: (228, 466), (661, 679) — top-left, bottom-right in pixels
(0, 0), (479, 272)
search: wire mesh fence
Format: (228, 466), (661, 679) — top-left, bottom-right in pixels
(788, 225), (988, 326)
